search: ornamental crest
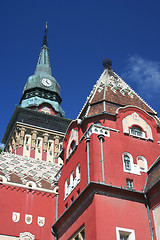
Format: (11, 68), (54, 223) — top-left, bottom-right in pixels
(20, 232), (35, 240)
(12, 212), (20, 223)
(25, 214), (32, 225)
(132, 112), (139, 120)
(37, 216), (45, 227)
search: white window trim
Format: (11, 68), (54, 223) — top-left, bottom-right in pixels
(64, 164), (81, 200)
(137, 155), (148, 172)
(122, 153), (140, 175)
(122, 112), (153, 141)
(130, 128), (146, 140)
(116, 227), (135, 240)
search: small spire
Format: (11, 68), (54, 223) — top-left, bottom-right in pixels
(42, 21), (48, 46)
(35, 22), (51, 75)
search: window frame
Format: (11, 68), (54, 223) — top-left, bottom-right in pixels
(116, 227), (135, 240)
(137, 155), (147, 172)
(122, 153), (133, 173)
(130, 125), (145, 139)
(126, 179), (133, 190)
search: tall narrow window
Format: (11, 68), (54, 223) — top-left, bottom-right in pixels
(70, 171), (75, 189)
(137, 156), (147, 172)
(49, 142), (52, 155)
(76, 164), (81, 182)
(37, 139), (41, 153)
(65, 178), (69, 198)
(69, 140), (76, 154)
(124, 154), (131, 170)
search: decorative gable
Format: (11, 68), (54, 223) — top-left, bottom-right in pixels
(122, 112), (153, 140)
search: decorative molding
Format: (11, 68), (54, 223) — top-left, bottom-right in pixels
(122, 112), (153, 140)
(20, 232), (35, 240)
(82, 124), (119, 142)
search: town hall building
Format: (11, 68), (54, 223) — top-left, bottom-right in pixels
(0, 26), (160, 240)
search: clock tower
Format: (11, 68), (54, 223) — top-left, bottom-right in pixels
(20, 23), (64, 117)
(2, 24), (71, 162)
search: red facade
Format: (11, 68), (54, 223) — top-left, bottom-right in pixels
(52, 65), (160, 239)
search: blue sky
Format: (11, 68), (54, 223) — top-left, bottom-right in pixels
(1, 1), (160, 142)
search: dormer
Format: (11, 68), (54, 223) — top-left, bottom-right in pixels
(122, 112), (153, 140)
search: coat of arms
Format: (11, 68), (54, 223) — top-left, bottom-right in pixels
(12, 212), (20, 223)
(25, 214), (32, 225)
(37, 216), (45, 227)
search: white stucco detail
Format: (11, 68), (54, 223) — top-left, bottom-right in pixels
(20, 232), (35, 240)
(122, 112), (153, 140)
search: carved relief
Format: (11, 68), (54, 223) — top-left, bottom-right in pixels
(54, 136), (60, 155)
(43, 133), (49, 152)
(31, 130), (38, 150)
(19, 127), (26, 147)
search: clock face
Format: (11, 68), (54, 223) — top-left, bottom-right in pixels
(41, 78), (52, 87)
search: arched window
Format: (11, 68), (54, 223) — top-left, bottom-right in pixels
(124, 154), (131, 170)
(66, 129), (78, 158)
(65, 178), (69, 198)
(69, 140), (76, 154)
(76, 163), (81, 182)
(95, 122), (101, 126)
(137, 156), (147, 172)
(123, 153), (133, 172)
(70, 171), (75, 189)
(130, 125), (144, 137)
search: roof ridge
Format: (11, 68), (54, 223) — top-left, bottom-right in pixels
(77, 69), (107, 119)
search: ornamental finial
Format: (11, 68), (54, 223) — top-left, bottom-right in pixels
(103, 59), (112, 69)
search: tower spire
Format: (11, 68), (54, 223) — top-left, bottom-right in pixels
(42, 21), (48, 47)
(35, 22), (51, 75)
(20, 24), (65, 117)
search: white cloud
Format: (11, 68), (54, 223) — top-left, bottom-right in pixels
(123, 55), (160, 93)
(0, 143), (5, 148)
